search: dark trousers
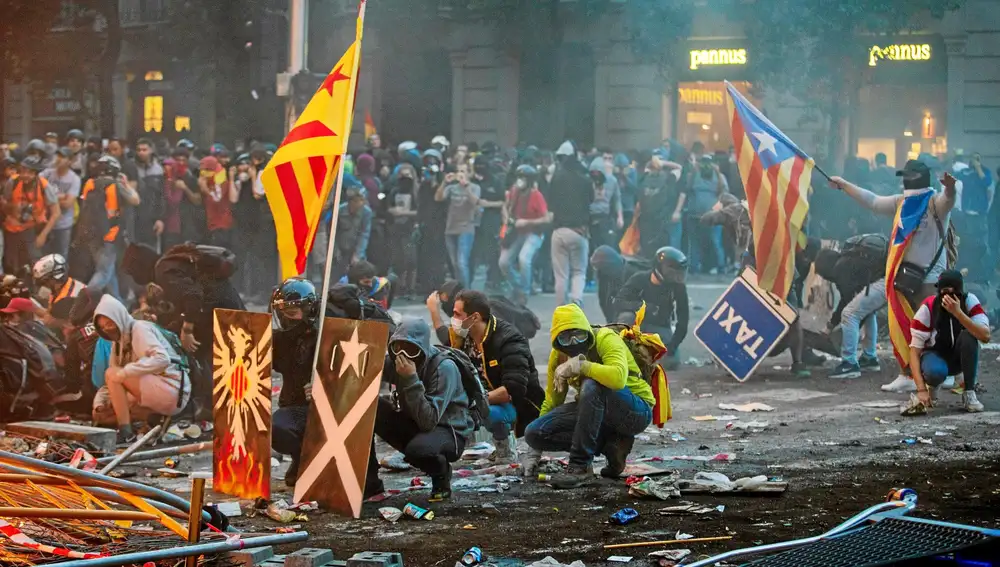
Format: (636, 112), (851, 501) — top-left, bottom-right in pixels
(272, 405), (310, 457)
(207, 228), (233, 250)
(367, 396), (464, 481)
(921, 330), (981, 391)
(3, 229), (38, 278)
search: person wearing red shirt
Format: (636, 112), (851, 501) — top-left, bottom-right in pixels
(499, 165), (551, 305)
(198, 156), (238, 249)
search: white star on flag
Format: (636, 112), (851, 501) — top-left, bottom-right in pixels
(753, 131), (778, 155)
(339, 327), (368, 378)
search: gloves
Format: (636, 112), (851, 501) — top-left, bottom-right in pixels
(553, 355), (587, 393)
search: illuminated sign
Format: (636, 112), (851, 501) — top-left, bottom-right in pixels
(678, 88), (725, 106)
(869, 44), (932, 66)
(690, 48), (747, 70)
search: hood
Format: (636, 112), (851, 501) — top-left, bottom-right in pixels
(93, 294), (134, 340)
(550, 303), (595, 348)
(555, 141), (575, 157)
(614, 153), (630, 168)
(390, 316), (434, 358)
(590, 244), (624, 272)
(394, 162), (418, 185)
(589, 156), (608, 173)
(357, 153), (376, 175)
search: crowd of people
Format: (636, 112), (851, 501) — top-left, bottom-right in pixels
(0, 127), (993, 499)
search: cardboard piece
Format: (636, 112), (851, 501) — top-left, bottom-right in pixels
(212, 309), (273, 500)
(294, 317), (390, 518)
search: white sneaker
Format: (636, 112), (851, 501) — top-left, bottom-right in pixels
(490, 441), (515, 465)
(942, 375), (957, 389)
(882, 375), (917, 393)
(519, 448), (543, 478)
(964, 391), (985, 413)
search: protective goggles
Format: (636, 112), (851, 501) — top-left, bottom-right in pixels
(556, 329), (590, 347)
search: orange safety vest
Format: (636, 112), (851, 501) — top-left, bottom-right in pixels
(49, 277), (85, 310)
(4, 178), (49, 233)
(81, 178), (120, 242)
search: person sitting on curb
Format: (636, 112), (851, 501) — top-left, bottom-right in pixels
(91, 294), (190, 443)
(903, 270), (989, 416)
(367, 317), (474, 501)
(523, 304), (653, 489)
(449, 289), (544, 464)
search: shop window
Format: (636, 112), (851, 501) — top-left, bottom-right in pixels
(143, 95), (163, 132)
(145, 70), (163, 82)
(175, 116), (191, 132)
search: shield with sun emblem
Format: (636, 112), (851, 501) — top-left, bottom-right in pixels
(212, 309), (273, 499)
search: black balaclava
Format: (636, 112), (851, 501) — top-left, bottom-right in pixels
(931, 270), (967, 352)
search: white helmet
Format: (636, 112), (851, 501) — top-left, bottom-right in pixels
(431, 135), (451, 149)
(32, 254), (68, 283)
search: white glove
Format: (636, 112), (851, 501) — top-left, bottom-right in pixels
(552, 372), (569, 394)
(553, 355), (586, 394)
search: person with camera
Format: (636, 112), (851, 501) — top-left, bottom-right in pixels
(829, 159), (957, 393)
(436, 162), (481, 288)
(2, 156), (60, 277)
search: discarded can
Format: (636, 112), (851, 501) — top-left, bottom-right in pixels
(461, 547), (483, 566)
(538, 473), (552, 482)
(164, 458), (177, 468)
(402, 502), (434, 521)
(609, 507), (640, 525)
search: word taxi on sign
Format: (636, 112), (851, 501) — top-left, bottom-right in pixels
(694, 268), (798, 382)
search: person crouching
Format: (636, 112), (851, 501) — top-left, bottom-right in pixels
(523, 304), (653, 489)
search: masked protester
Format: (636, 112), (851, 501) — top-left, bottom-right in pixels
(499, 165), (550, 306)
(77, 156), (127, 298)
(614, 247), (689, 370)
(829, 161), (958, 393)
(338, 260), (391, 309)
(163, 148), (203, 249)
(387, 163), (419, 296)
(447, 290), (543, 464)
(902, 270), (989, 416)
(523, 304), (653, 489)
(436, 162), (481, 288)
(33, 254), (85, 325)
(686, 154), (729, 274)
(198, 156), (237, 249)
(416, 149), (450, 294)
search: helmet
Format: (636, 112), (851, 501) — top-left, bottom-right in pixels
(96, 155), (122, 177)
(66, 129), (84, 142)
(20, 156), (44, 172)
(654, 247), (688, 284)
(515, 164), (538, 185)
(32, 254), (69, 284)
(176, 138), (195, 150)
(269, 277), (319, 332)
(422, 148), (443, 163)
(26, 139), (46, 154)
(431, 135), (450, 150)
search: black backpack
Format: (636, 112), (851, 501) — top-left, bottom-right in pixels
(157, 244), (236, 281)
(0, 325), (63, 420)
(427, 346), (490, 431)
(326, 284), (396, 335)
(839, 233), (888, 285)
(76, 178), (117, 244)
(489, 295), (541, 339)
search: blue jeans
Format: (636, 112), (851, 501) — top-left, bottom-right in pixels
(89, 242), (120, 299)
(525, 378), (652, 467)
(689, 222), (724, 272)
(488, 402), (517, 441)
(839, 281), (885, 365)
(667, 221), (683, 250)
(921, 330), (980, 390)
(445, 232), (476, 288)
(498, 233), (543, 299)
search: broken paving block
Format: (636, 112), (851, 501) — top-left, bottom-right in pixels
(6, 421), (116, 454)
(347, 552), (404, 567)
(286, 548), (335, 567)
(228, 546), (274, 566)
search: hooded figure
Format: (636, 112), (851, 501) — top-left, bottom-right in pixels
(367, 317), (473, 500)
(523, 304), (653, 489)
(91, 295), (189, 441)
(590, 245), (651, 324)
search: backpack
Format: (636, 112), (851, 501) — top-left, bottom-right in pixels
(592, 324), (664, 385)
(489, 295), (541, 339)
(326, 284), (397, 335)
(76, 178), (117, 244)
(144, 321), (196, 411)
(157, 243), (236, 281)
(0, 325), (63, 419)
(839, 233), (888, 285)
(427, 346), (490, 431)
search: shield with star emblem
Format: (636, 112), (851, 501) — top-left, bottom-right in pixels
(294, 317), (389, 517)
(212, 309), (273, 499)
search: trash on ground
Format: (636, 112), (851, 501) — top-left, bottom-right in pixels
(379, 452), (411, 471)
(525, 557), (585, 567)
(681, 388), (692, 395)
(675, 531), (694, 540)
(859, 401), (900, 409)
(461, 442), (496, 460)
(379, 507), (403, 523)
(657, 502), (722, 515)
(670, 433), (687, 442)
(215, 501), (242, 517)
(674, 472), (786, 495)
(403, 502), (434, 520)
(609, 508), (640, 525)
(726, 421), (769, 430)
(628, 477), (681, 500)
(691, 415), (738, 421)
(461, 547), (483, 565)
(918, 437), (933, 444)
(935, 431), (949, 437)
(606, 556), (633, 563)
(718, 403), (775, 413)
(698, 393), (713, 399)
(648, 549), (691, 565)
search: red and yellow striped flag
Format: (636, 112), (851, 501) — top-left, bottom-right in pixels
(364, 110), (377, 141)
(262, 1), (366, 279)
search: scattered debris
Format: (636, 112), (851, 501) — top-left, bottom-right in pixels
(657, 502), (723, 516)
(628, 477), (681, 500)
(698, 393), (714, 399)
(379, 452), (411, 471)
(461, 442), (496, 460)
(918, 437), (933, 445)
(648, 549), (691, 565)
(215, 501), (242, 517)
(691, 415), (738, 421)
(670, 433), (687, 442)
(726, 421), (769, 431)
(525, 556), (585, 567)
(606, 556), (633, 563)
(403, 502), (434, 520)
(675, 531), (694, 541)
(859, 401), (900, 409)
(681, 388), (692, 395)
(718, 403), (775, 413)
(935, 431), (949, 437)
(609, 508), (640, 525)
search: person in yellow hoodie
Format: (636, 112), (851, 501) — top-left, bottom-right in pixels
(523, 303), (654, 489)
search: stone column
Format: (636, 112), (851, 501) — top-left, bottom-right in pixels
(495, 53), (519, 147)
(450, 50), (467, 147)
(945, 36), (967, 153)
(592, 43), (612, 149)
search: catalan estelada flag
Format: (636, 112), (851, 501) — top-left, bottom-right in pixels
(620, 303), (671, 426)
(885, 189), (935, 368)
(725, 81), (814, 300)
(364, 110), (377, 141)
(262, 1), (366, 279)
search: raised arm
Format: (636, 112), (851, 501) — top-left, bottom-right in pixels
(828, 176), (899, 217)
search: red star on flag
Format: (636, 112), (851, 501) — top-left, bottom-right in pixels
(320, 64), (351, 96)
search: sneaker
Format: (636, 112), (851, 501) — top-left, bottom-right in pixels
(828, 361), (861, 380)
(490, 441), (515, 465)
(284, 456), (300, 487)
(900, 393), (928, 416)
(941, 375), (957, 389)
(801, 349), (827, 367)
(550, 465), (594, 490)
(964, 391), (985, 413)
(116, 425), (136, 446)
(520, 448), (543, 478)
(600, 435), (636, 479)
(882, 375), (917, 393)
(859, 354), (881, 372)
(790, 362), (811, 378)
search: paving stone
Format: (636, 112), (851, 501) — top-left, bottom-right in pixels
(286, 548), (335, 567)
(6, 421), (116, 453)
(228, 545), (275, 565)
(347, 551), (403, 567)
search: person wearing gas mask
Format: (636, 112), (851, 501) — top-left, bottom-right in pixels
(387, 163), (419, 297)
(904, 270), (989, 415)
(829, 161), (958, 394)
(686, 154), (729, 275)
(417, 149), (449, 293)
(614, 247), (689, 370)
(523, 303), (653, 488)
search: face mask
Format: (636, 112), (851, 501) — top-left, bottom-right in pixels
(903, 174), (930, 190)
(514, 179), (527, 190)
(238, 171), (250, 182)
(559, 343), (590, 358)
(399, 177), (414, 190)
(451, 316), (471, 338)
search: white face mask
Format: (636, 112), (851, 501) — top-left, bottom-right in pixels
(514, 179), (527, 190)
(238, 171), (251, 182)
(451, 316), (470, 338)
